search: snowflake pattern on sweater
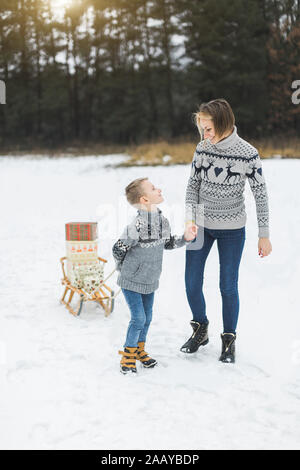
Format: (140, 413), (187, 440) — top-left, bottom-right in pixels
(112, 208), (189, 294)
(185, 126), (270, 238)
(112, 208), (187, 271)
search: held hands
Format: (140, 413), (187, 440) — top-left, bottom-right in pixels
(258, 237), (272, 258)
(184, 222), (198, 241)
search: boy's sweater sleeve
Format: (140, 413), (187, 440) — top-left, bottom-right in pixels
(164, 233), (190, 250)
(246, 153), (270, 238)
(163, 219), (191, 250)
(112, 219), (139, 271)
(185, 146), (202, 224)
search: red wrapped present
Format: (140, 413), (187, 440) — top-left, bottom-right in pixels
(65, 222), (98, 241)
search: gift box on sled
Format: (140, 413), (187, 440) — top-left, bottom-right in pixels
(65, 222), (98, 241)
(61, 220), (117, 317)
(66, 240), (98, 263)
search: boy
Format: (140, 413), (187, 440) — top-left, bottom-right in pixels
(112, 177), (197, 374)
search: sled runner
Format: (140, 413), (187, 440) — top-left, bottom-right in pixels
(60, 256), (119, 317)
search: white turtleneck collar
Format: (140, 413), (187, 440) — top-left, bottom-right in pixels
(211, 125), (238, 150)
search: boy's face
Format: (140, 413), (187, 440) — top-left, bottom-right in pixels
(140, 180), (164, 205)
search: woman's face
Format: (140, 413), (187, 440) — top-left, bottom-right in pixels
(199, 117), (218, 144)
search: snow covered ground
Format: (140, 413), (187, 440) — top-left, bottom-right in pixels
(0, 154), (299, 450)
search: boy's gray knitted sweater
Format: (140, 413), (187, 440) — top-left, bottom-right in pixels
(185, 126), (270, 238)
(112, 208), (190, 294)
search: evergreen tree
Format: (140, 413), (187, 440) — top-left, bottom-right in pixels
(0, 0), (299, 147)
(267, 0), (300, 133)
(179, 0), (270, 136)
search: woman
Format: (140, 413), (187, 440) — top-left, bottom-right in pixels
(182, 98), (272, 363)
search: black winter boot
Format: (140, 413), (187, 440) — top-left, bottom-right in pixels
(219, 333), (236, 363)
(180, 321), (209, 353)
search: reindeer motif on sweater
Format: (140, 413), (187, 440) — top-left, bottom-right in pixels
(186, 126), (270, 238)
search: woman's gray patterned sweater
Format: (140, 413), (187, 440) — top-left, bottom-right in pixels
(185, 126), (270, 238)
(112, 208), (190, 294)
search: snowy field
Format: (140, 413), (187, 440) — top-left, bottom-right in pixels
(0, 154), (300, 450)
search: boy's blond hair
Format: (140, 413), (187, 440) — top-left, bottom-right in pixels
(125, 177), (148, 206)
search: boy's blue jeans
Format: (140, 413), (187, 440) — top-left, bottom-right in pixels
(122, 288), (155, 348)
(185, 226), (246, 334)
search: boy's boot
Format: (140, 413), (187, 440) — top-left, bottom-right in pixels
(219, 333), (236, 363)
(180, 320), (209, 353)
(119, 347), (138, 374)
(137, 342), (157, 368)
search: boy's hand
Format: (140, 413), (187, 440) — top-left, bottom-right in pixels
(184, 223), (198, 241)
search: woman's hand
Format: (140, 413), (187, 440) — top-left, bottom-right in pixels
(184, 222), (198, 241)
(258, 238), (272, 257)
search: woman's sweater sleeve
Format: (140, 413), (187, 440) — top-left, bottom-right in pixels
(185, 147), (202, 224)
(245, 153), (270, 238)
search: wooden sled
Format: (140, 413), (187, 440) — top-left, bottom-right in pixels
(60, 256), (118, 317)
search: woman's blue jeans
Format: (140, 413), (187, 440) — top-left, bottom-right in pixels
(185, 226), (246, 334)
(122, 288), (155, 348)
